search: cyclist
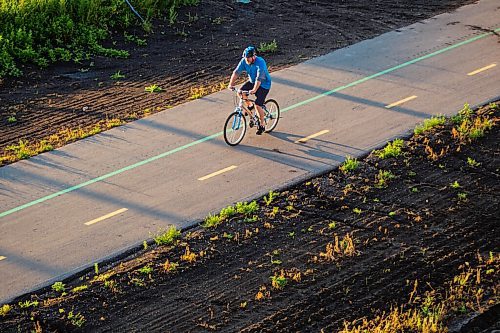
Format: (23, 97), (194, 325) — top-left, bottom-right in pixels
(228, 46), (272, 135)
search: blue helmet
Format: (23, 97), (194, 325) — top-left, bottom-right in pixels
(242, 46), (256, 58)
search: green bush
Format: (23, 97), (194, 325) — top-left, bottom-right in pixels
(0, 0), (199, 77)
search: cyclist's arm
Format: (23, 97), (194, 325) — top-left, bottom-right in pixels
(250, 64), (264, 93)
(229, 71), (239, 89)
(250, 80), (261, 94)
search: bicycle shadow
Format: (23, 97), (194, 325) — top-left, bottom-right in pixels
(235, 130), (364, 173)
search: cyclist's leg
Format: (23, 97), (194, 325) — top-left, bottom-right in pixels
(254, 87), (269, 126)
(240, 81), (254, 112)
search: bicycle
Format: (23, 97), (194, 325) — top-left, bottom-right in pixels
(223, 89), (280, 146)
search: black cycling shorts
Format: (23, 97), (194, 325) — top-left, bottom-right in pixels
(241, 81), (269, 106)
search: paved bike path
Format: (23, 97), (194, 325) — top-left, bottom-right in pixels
(0, 0), (499, 302)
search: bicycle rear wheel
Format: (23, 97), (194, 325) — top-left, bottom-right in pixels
(224, 112), (247, 146)
(263, 99), (280, 132)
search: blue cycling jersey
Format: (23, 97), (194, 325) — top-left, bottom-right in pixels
(234, 56), (272, 90)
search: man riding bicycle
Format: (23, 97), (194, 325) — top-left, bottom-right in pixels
(228, 46), (272, 135)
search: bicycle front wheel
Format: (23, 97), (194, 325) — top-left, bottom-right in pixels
(263, 99), (280, 132)
(224, 112), (247, 146)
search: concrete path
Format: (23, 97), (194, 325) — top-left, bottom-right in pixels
(0, 0), (498, 303)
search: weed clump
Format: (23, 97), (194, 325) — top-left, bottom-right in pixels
(153, 226), (181, 246)
(414, 115), (445, 135)
(374, 139), (404, 159)
(340, 156), (359, 174)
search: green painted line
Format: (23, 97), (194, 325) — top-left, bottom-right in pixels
(282, 27), (500, 113)
(1, 28), (498, 218)
(0, 132), (221, 218)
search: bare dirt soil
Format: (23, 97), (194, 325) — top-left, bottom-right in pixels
(0, 103), (498, 332)
(0, 0), (477, 164)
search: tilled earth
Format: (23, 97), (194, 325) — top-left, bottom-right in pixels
(0, 103), (498, 332)
(0, 0), (477, 163)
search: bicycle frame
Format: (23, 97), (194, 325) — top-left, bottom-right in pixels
(224, 87), (279, 146)
(231, 90), (259, 130)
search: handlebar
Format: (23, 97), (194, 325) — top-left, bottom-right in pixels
(230, 87), (254, 95)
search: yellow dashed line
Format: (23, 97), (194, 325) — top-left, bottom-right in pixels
(198, 165), (238, 181)
(295, 130), (330, 143)
(385, 95), (418, 109)
(84, 208), (128, 226)
(0, 256), (6, 261)
(467, 63), (496, 76)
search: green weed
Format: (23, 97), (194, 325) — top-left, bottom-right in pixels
(467, 157), (480, 167)
(375, 170), (395, 188)
(0, 304), (11, 316)
(153, 226), (181, 245)
(452, 103), (474, 124)
(264, 190), (278, 206)
(451, 181), (460, 189)
(236, 201), (259, 215)
(258, 39), (278, 53)
(328, 221), (337, 229)
(110, 70), (125, 80)
(104, 280), (118, 292)
(340, 156), (359, 174)
(51, 282), (65, 293)
(457, 192), (467, 201)
(67, 310), (85, 327)
(270, 274), (287, 290)
(6, 139), (31, 159)
(353, 208), (362, 215)
(244, 215), (258, 223)
(138, 265), (153, 275)
(145, 84), (162, 93)
(374, 139), (404, 159)
(7, 116), (17, 123)
(18, 300), (39, 309)
(203, 213), (224, 228)
(268, 206), (279, 218)
(71, 285), (88, 293)
(451, 103), (493, 141)
(414, 115), (445, 135)
(123, 32), (147, 46)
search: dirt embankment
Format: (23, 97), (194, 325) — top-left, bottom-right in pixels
(0, 102), (498, 332)
(0, 0), (476, 165)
